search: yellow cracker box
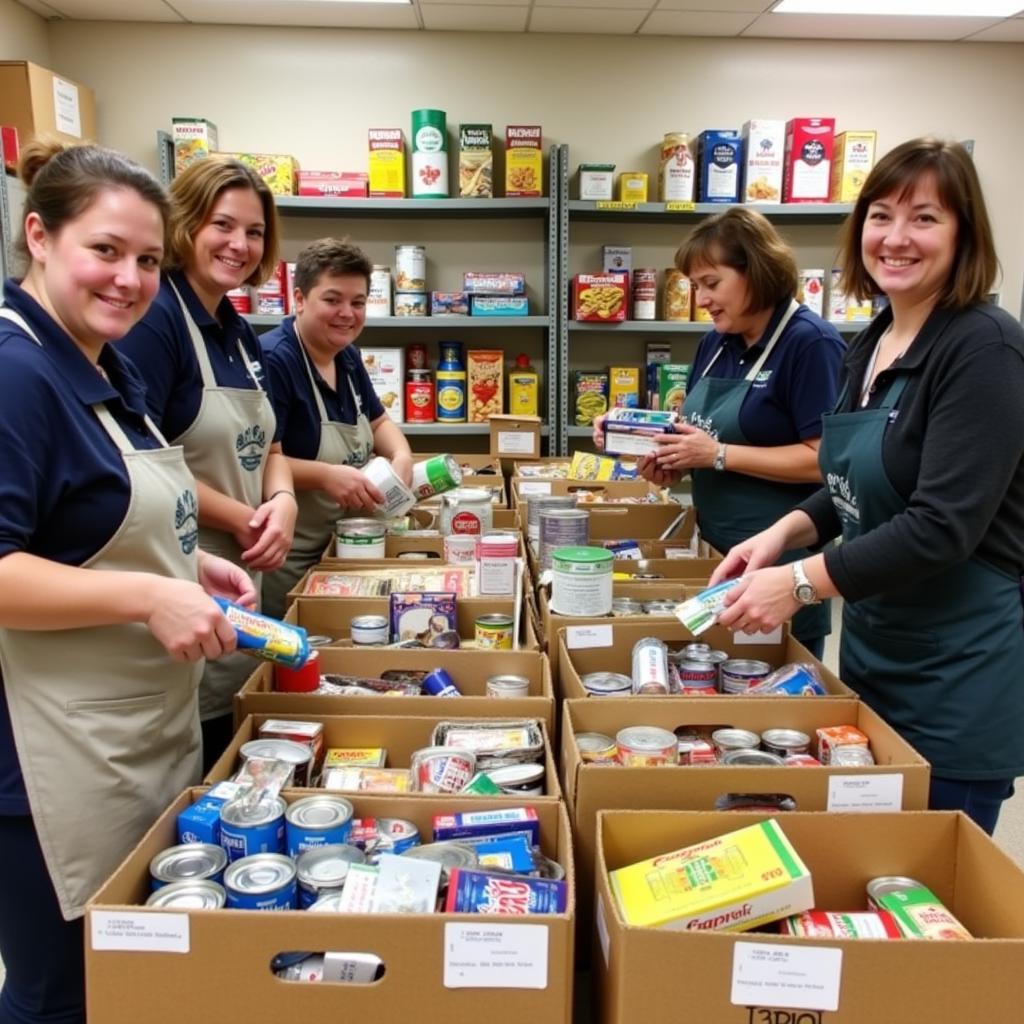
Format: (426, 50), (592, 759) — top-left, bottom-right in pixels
(573, 273), (627, 323)
(467, 349), (504, 423)
(219, 152), (299, 195)
(609, 366), (641, 409)
(569, 451), (617, 481)
(368, 128), (406, 198)
(324, 747), (388, 769)
(617, 171), (648, 204)
(830, 130), (877, 203)
(610, 818), (814, 931)
(172, 117), (218, 176)
(505, 124), (543, 197)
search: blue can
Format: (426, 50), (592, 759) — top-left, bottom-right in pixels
(422, 667), (461, 698)
(754, 663), (828, 696)
(224, 854), (297, 910)
(219, 797), (286, 863)
(284, 795), (354, 858)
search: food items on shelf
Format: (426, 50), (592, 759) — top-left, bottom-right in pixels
(783, 117), (836, 203)
(579, 163), (615, 201)
(573, 273), (627, 322)
(411, 108), (448, 199)
(830, 130), (877, 203)
(505, 124), (543, 197)
(741, 118), (785, 203)
(698, 129), (743, 204)
(368, 127), (406, 198)
(467, 349), (504, 422)
(459, 123), (493, 198)
(218, 152), (299, 195)
(172, 116), (218, 175)
(658, 131), (696, 202)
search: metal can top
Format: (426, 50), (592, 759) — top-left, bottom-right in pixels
(150, 843), (227, 884)
(486, 674), (530, 693)
(540, 508), (589, 522)
(720, 749), (785, 766)
(581, 672), (632, 695)
(833, 745), (876, 766)
(296, 843), (365, 888)
(285, 795), (355, 831)
(721, 659), (773, 675)
(484, 763), (546, 790)
(220, 795), (286, 828)
(761, 729), (811, 750)
(336, 517), (387, 538)
(552, 546), (614, 568)
(350, 614), (388, 630)
(866, 876), (924, 904)
(712, 728), (761, 751)
(674, 659), (718, 675)
(401, 841), (478, 873)
(683, 643), (711, 657)
(224, 853), (297, 895)
(476, 613), (514, 627)
(576, 731), (616, 753)
(145, 879), (226, 910)
(616, 726), (678, 752)
(443, 487), (491, 505)
(308, 892), (347, 913)
(240, 739), (312, 768)
(306, 634), (335, 648)
(643, 601), (678, 614)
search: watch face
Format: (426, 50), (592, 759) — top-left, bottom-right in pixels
(796, 583), (816, 604)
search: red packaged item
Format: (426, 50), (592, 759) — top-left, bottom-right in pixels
(273, 649), (320, 693)
(573, 273), (628, 322)
(783, 117), (836, 203)
(297, 170), (369, 198)
(1, 125), (19, 173)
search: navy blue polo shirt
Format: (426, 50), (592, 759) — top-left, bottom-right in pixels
(689, 301), (846, 446)
(0, 279), (165, 814)
(261, 317), (384, 461)
(117, 270), (279, 443)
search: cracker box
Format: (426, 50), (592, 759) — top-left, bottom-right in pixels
(459, 123), (493, 198)
(608, 366), (640, 409)
(579, 164), (615, 201)
(659, 363), (691, 416)
(573, 273), (627, 322)
(617, 171), (648, 204)
(297, 170), (368, 198)
(463, 272), (526, 297)
(467, 349), (504, 423)
(783, 117), (836, 203)
(220, 152), (299, 195)
(359, 347), (404, 423)
(172, 117), (218, 176)
(573, 371), (609, 426)
(741, 119), (785, 204)
(697, 130), (742, 204)
(830, 130), (877, 203)
(505, 124), (543, 197)
(368, 128), (406, 198)
(471, 295), (529, 317)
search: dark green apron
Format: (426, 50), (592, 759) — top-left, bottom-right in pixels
(684, 300), (830, 646)
(821, 372), (1024, 780)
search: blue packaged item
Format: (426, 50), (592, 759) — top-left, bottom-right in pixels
(422, 667), (461, 697)
(224, 853), (297, 910)
(444, 869), (566, 914)
(470, 295), (529, 317)
(698, 130), (743, 203)
(176, 782), (238, 845)
(219, 796), (286, 863)
(432, 807), (540, 845)
(474, 834), (535, 874)
(749, 663), (828, 697)
(214, 597), (310, 669)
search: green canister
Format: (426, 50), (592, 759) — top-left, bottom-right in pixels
(411, 108), (448, 199)
(410, 454), (463, 500)
(550, 546), (614, 617)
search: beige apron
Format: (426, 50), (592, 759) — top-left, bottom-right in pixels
(0, 307), (202, 920)
(261, 327), (374, 619)
(168, 281), (276, 720)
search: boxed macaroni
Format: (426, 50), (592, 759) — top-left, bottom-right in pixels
(505, 125), (543, 197)
(219, 152), (299, 195)
(368, 128), (406, 198)
(172, 117), (218, 176)
(830, 130), (877, 203)
(608, 366), (640, 408)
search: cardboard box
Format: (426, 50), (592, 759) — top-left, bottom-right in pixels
(2, 124), (20, 173)
(468, 350), (504, 423)
(511, 477), (659, 510)
(595, 810), (1024, 1023)
(360, 347), (404, 423)
(741, 119), (785, 203)
(579, 163), (615, 201)
(574, 274), (628, 323)
(697, 130), (742, 204)
(87, 790), (574, 1024)
(459, 123), (493, 199)
(368, 128), (406, 198)
(829, 130), (877, 203)
(572, 371), (610, 427)
(608, 367), (640, 409)
(0, 61), (97, 147)
(505, 124), (543, 197)
(297, 170), (369, 198)
(218, 151), (300, 195)
(172, 116), (218, 176)
(490, 414), (542, 459)
(783, 117), (836, 204)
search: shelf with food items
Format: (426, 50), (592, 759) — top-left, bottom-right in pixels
(245, 315), (551, 329)
(567, 200), (854, 224)
(275, 196), (552, 218)
(566, 319), (866, 335)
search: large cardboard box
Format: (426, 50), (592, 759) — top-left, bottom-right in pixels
(0, 61), (97, 146)
(234, 647), (556, 735)
(595, 810), (1024, 1023)
(613, 557), (720, 579)
(87, 790), (575, 1023)
(490, 414), (542, 460)
(511, 477), (660, 510)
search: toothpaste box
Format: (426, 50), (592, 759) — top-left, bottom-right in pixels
(175, 781), (239, 845)
(445, 869), (567, 914)
(471, 295), (529, 317)
(432, 807), (540, 845)
(609, 818), (814, 930)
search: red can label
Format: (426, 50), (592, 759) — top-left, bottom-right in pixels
(405, 380), (435, 422)
(451, 511), (482, 534)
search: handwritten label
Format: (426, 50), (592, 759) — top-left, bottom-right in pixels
(665, 201), (697, 212)
(90, 911), (189, 953)
(518, 481), (552, 496)
(732, 942), (842, 1012)
(734, 626), (784, 645)
(497, 431), (535, 455)
(566, 624), (614, 649)
(827, 773), (903, 811)
(444, 923), (548, 989)
(595, 201), (637, 211)
(53, 77), (82, 137)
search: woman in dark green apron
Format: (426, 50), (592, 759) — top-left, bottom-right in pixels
(711, 139), (1024, 834)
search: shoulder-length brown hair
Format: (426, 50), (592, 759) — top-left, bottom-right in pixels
(675, 206), (798, 315)
(166, 156), (280, 287)
(838, 138), (998, 310)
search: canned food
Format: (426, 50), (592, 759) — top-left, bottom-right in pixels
(643, 600), (678, 616)
(632, 268), (657, 320)
(440, 488), (493, 536)
(760, 729), (811, 758)
(442, 533), (477, 564)
(611, 598), (644, 617)
(538, 508), (590, 571)
(307, 892), (347, 913)
(483, 763), (545, 796)
(285, 795), (355, 857)
(682, 643), (711, 658)
(631, 636), (670, 695)
(616, 726), (678, 767)
(223, 853), (297, 910)
(711, 728), (762, 755)
(406, 370), (435, 423)
(240, 738), (314, 787)
(422, 667), (461, 697)
(272, 951), (384, 981)
(720, 749), (786, 766)
(659, 131), (696, 202)
(394, 292), (428, 317)
(350, 614), (388, 646)
(475, 613), (514, 650)
(395, 243), (426, 292)
(525, 494), (576, 547)
(576, 732), (618, 762)
(349, 817), (421, 859)
(145, 879), (226, 909)
(674, 659), (719, 692)
(486, 674), (531, 698)
(550, 546), (614, 617)
(411, 454), (463, 500)
(832, 745), (876, 766)
(361, 456), (417, 518)
(296, 843), (365, 909)
(407, 343), (429, 370)
(410, 746), (476, 793)
(581, 671), (632, 697)
(401, 841), (478, 887)
(219, 796), (286, 862)
(367, 265), (392, 318)
(866, 877), (972, 940)
(714, 793), (797, 811)
(150, 843), (227, 890)
(335, 517), (387, 559)
(779, 910), (902, 939)
(664, 268), (692, 321)
(306, 634), (334, 649)
(631, 572), (664, 581)
(719, 658), (773, 694)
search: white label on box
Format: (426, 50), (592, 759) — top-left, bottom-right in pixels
(827, 773), (904, 811)
(498, 431), (535, 455)
(444, 923), (548, 989)
(596, 895), (611, 967)
(566, 624), (614, 649)
(731, 942), (842, 1012)
(734, 626), (784, 645)
(518, 481), (552, 496)
(52, 77), (82, 138)
(90, 911), (189, 953)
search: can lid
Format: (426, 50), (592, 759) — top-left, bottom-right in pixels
(552, 546), (613, 566)
(145, 879), (226, 909)
(286, 795), (354, 830)
(150, 843), (227, 882)
(296, 843), (365, 885)
(484, 763), (545, 787)
(220, 795), (287, 826)
(224, 854), (296, 894)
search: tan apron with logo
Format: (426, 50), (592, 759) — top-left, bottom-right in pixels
(0, 307), (202, 919)
(262, 327), (374, 619)
(168, 282), (276, 719)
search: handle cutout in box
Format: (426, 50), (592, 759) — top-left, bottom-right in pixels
(271, 950), (384, 984)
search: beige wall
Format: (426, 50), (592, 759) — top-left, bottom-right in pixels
(0, 0), (50, 65)
(14, 20), (1024, 313)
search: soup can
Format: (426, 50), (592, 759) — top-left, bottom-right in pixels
(240, 738), (314, 787)
(150, 843), (227, 891)
(720, 658), (772, 694)
(296, 843), (365, 909)
(711, 728), (761, 756)
(673, 659), (719, 693)
(145, 879), (226, 909)
(273, 649), (321, 693)
(576, 732), (618, 762)
(720, 749), (786, 766)
(285, 795), (355, 858)
(760, 729), (811, 758)
(411, 454), (463, 500)
(367, 265), (392, 318)
(224, 853), (297, 910)
(616, 726), (678, 767)
(219, 796), (286, 863)
(406, 370), (435, 423)
(410, 746), (476, 793)
(395, 243), (427, 292)
(550, 546), (614, 616)
(581, 671), (632, 697)
(631, 636), (670, 695)
(526, 494), (576, 547)
(475, 613), (514, 650)
(349, 817), (421, 859)
(362, 456), (417, 518)
(440, 488), (493, 536)
(335, 517), (386, 559)
(539, 508), (590, 570)
(486, 674), (530, 698)
(394, 292), (428, 317)
(443, 533), (478, 564)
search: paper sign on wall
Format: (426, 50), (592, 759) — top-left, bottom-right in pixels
(731, 942), (842, 1011)
(53, 77), (82, 137)
(566, 625), (614, 649)
(444, 922), (548, 989)
(90, 911), (189, 953)
(827, 773), (903, 811)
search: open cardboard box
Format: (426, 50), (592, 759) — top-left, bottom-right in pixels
(490, 414), (542, 460)
(594, 809), (1024, 1023)
(87, 790), (575, 1024)
(207, 713), (563, 802)
(512, 477), (661, 509)
(234, 647), (556, 735)
(318, 533), (528, 564)
(612, 557), (719, 579)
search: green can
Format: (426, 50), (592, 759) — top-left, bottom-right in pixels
(550, 546), (614, 617)
(410, 454), (463, 500)
(411, 108), (448, 198)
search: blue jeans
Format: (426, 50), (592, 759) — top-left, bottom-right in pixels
(928, 776), (1016, 835)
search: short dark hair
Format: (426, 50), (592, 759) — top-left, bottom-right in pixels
(838, 138), (998, 310)
(675, 207), (798, 315)
(293, 238), (373, 295)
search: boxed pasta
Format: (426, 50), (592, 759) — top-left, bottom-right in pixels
(172, 117), (218, 176)
(609, 367), (640, 409)
(505, 125), (543, 197)
(741, 119), (785, 203)
(467, 350), (504, 423)
(360, 347), (404, 423)
(368, 128), (406, 198)
(830, 130), (877, 203)
(783, 117), (836, 203)
(573, 273), (627, 322)
(459, 124), (493, 198)
(219, 152), (299, 195)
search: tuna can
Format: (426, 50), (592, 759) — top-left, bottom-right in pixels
(367, 264), (392, 318)
(631, 636), (670, 695)
(581, 671), (632, 697)
(402, 842), (478, 891)
(394, 292), (428, 317)
(539, 508), (590, 571)
(350, 614), (389, 646)
(440, 488), (493, 536)
(335, 517), (387, 559)
(643, 600), (678, 616)
(362, 456), (417, 517)
(720, 658), (773, 694)
(486, 674), (530, 698)
(224, 853), (297, 910)
(410, 746), (476, 793)
(411, 454), (463, 500)
(761, 729), (811, 758)
(711, 728), (761, 756)
(550, 546), (614, 616)
(576, 732), (618, 762)
(443, 533), (478, 564)
(720, 749), (786, 766)
(395, 243), (427, 292)
(673, 658), (719, 693)
(219, 796), (287, 862)
(349, 817), (421, 859)
(411, 109), (448, 199)
(273, 649), (321, 693)
(475, 613), (514, 650)
(526, 494), (576, 548)
(422, 667), (461, 697)
(296, 843), (365, 908)
(682, 642), (711, 658)
(149, 843), (227, 890)
(285, 795), (355, 857)
(145, 879), (226, 909)
(483, 763), (546, 796)
(240, 738), (314, 787)
(612, 598), (644, 617)
(616, 726), (679, 767)
(833, 745), (876, 766)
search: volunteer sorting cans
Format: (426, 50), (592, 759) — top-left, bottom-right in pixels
(593, 208), (845, 658)
(119, 157), (296, 770)
(0, 141), (255, 1024)
(711, 139), (1024, 834)
(259, 239), (413, 618)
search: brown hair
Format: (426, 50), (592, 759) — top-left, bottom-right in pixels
(675, 207), (798, 315)
(838, 138), (998, 309)
(15, 136), (169, 267)
(166, 157), (280, 286)
(293, 238), (372, 295)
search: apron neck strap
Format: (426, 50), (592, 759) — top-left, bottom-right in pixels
(0, 305), (40, 343)
(295, 322), (362, 420)
(701, 298), (799, 382)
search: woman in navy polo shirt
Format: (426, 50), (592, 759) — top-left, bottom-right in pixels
(120, 157), (297, 768)
(0, 140), (253, 1023)
(260, 239), (413, 618)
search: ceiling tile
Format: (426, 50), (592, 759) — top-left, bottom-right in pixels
(421, 4), (528, 30)
(742, 12), (1001, 40)
(12, 0), (64, 16)
(25, 0), (184, 17)
(529, 7), (647, 31)
(533, 0), (653, 7)
(419, 0), (526, 5)
(171, 0), (420, 29)
(965, 19), (1024, 38)
(641, 10), (756, 34)
(657, 0), (769, 11)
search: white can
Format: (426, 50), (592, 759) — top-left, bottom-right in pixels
(395, 244), (426, 293)
(443, 534), (478, 565)
(361, 456), (417, 517)
(367, 265), (392, 319)
(550, 546), (613, 616)
(335, 518), (387, 559)
(477, 532), (518, 596)
(439, 488), (493, 536)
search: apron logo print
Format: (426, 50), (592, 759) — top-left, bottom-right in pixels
(687, 411), (719, 439)
(175, 489), (199, 554)
(753, 369), (773, 388)
(827, 471), (860, 525)
(236, 425), (267, 471)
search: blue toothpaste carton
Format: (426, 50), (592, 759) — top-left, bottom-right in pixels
(444, 869), (567, 914)
(475, 834), (536, 874)
(471, 295), (529, 316)
(432, 807), (540, 845)
(214, 598), (310, 669)
(176, 782), (239, 845)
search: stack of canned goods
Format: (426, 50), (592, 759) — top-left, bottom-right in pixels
(611, 597), (682, 617)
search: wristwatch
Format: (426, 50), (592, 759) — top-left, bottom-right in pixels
(713, 442), (727, 472)
(792, 560), (821, 606)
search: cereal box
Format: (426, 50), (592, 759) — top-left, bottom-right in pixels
(573, 273), (627, 323)
(388, 592), (457, 644)
(741, 119), (785, 204)
(172, 117), (218, 176)
(697, 130), (742, 204)
(609, 366), (640, 408)
(573, 371), (609, 426)
(505, 125), (543, 197)
(467, 349), (504, 422)
(368, 128), (405, 199)
(659, 364), (691, 417)
(219, 152), (299, 196)
(359, 347), (404, 423)
(459, 124), (493, 198)
(830, 130), (877, 203)
(783, 117), (836, 203)
(297, 170), (368, 198)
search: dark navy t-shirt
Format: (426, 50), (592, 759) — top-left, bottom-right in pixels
(261, 317), (384, 461)
(0, 279), (165, 814)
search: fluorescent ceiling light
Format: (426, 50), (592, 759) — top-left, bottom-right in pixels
(773, 0), (1023, 14)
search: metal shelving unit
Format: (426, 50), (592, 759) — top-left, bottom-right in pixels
(245, 314), (549, 329)
(275, 195), (550, 219)
(567, 199), (854, 224)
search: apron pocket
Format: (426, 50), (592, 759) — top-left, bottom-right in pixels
(862, 624), (938, 661)
(65, 692), (168, 763)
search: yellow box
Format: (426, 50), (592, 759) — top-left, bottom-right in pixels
(172, 117), (218, 175)
(569, 452), (617, 481)
(219, 152), (299, 195)
(505, 125), (543, 197)
(829, 130), (877, 203)
(467, 349), (504, 423)
(323, 747), (387, 769)
(368, 128), (406, 198)
(617, 171), (648, 203)
(693, 304), (713, 323)
(609, 818), (814, 930)
(609, 366), (640, 408)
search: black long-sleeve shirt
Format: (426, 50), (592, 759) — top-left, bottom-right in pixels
(799, 302), (1024, 603)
